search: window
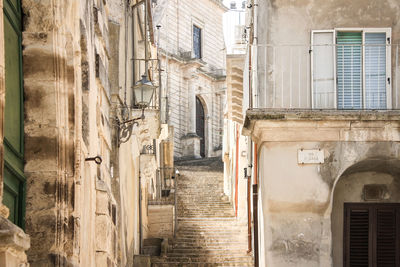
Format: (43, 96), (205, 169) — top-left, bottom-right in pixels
(344, 203), (400, 267)
(193, 25), (202, 59)
(312, 29), (391, 110)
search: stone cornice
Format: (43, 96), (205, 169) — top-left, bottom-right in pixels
(243, 109), (400, 143)
(209, 0), (229, 12)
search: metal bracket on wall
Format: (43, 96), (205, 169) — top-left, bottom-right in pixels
(85, 156), (103, 165)
(116, 109), (145, 145)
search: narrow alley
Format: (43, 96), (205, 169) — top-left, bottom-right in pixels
(151, 158), (253, 266)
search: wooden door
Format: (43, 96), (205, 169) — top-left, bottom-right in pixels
(2, 0), (25, 228)
(344, 203), (400, 267)
(196, 96), (205, 158)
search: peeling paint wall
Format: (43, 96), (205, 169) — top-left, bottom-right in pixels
(255, 119), (400, 266)
(249, 1), (400, 264)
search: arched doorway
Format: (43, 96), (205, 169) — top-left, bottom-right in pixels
(196, 96), (205, 158)
(331, 159), (400, 267)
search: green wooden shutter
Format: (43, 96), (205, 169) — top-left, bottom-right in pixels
(365, 33), (387, 109)
(2, 0), (25, 228)
(337, 32), (363, 109)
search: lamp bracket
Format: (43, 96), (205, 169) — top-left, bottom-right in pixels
(116, 109), (145, 145)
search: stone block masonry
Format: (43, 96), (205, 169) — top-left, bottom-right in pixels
(155, 0), (227, 158)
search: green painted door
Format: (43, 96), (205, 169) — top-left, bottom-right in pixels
(2, 0), (24, 228)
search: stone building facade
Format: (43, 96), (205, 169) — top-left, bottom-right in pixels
(0, 0), (162, 266)
(153, 0), (227, 159)
(243, 0), (400, 266)
(223, 54), (249, 221)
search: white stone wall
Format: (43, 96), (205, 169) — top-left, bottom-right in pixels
(155, 0), (227, 158)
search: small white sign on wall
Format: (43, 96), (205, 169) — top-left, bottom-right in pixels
(298, 149), (324, 164)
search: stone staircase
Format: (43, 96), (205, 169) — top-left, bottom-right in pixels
(151, 158), (254, 267)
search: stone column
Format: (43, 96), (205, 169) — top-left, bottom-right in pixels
(188, 78), (196, 134)
(181, 74), (201, 158)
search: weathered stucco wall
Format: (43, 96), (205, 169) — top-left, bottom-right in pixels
(259, 0), (400, 45)
(255, 0), (400, 108)
(251, 114), (400, 266)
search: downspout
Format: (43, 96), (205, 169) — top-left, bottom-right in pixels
(253, 143), (259, 267)
(247, 134), (253, 253)
(234, 125), (239, 217)
(139, 173), (143, 253)
(131, 4), (136, 98)
(144, 0), (149, 73)
(247, 141), (252, 253)
(251, 0), (259, 265)
(252, 0), (258, 109)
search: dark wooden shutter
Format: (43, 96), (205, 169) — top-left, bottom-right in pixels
(376, 209), (396, 267)
(348, 208), (370, 267)
(345, 204), (400, 267)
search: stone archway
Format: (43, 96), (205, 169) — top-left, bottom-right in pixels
(331, 158), (400, 267)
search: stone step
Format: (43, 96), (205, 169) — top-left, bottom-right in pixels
(171, 245), (249, 251)
(151, 161), (253, 267)
(167, 251), (250, 257)
(152, 263), (253, 267)
(176, 229), (248, 235)
(151, 255), (253, 263)
(177, 211), (235, 215)
(177, 205), (233, 209)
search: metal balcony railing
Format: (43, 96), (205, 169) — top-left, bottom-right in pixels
(251, 44), (400, 110)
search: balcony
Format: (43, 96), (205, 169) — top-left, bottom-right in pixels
(251, 44), (400, 111)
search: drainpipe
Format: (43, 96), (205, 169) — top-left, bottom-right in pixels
(250, 0), (260, 265)
(144, 0), (149, 73)
(247, 136), (253, 253)
(235, 125), (239, 217)
(253, 143), (259, 267)
(139, 173), (143, 254)
(131, 4), (136, 100)
(252, 0), (258, 109)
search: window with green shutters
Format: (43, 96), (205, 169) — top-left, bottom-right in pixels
(2, 0), (25, 228)
(337, 32), (363, 109)
(312, 28), (391, 110)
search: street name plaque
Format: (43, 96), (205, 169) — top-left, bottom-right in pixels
(298, 149), (324, 164)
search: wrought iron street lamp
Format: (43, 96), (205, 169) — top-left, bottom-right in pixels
(116, 74), (156, 145)
(133, 75), (156, 108)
